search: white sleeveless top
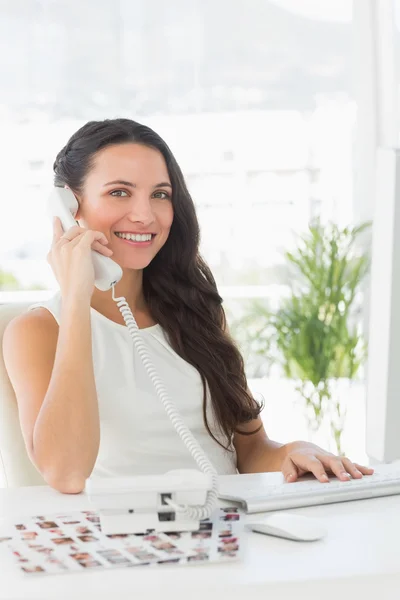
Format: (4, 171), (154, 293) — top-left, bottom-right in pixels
(28, 293), (237, 479)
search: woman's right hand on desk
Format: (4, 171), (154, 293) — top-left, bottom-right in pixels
(48, 217), (113, 300)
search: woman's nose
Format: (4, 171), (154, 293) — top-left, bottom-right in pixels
(127, 197), (155, 225)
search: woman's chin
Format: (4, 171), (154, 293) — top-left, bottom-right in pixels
(114, 257), (153, 271)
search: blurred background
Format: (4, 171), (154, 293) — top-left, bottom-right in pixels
(1, 0), (398, 466)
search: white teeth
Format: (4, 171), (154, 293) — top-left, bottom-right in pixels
(115, 233), (152, 242)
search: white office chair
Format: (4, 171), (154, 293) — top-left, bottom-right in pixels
(0, 303), (45, 487)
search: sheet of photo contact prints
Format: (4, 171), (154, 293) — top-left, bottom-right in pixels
(0, 506), (243, 577)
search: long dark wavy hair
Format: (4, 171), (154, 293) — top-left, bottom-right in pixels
(53, 118), (262, 449)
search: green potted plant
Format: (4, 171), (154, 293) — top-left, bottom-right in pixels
(232, 220), (371, 455)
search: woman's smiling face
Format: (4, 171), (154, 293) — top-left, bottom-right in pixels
(76, 142), (174, 270)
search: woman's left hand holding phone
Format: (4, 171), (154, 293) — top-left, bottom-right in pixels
(49, 218), (113, 301)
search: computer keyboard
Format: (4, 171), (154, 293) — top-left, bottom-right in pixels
(218, 463), (400, 513)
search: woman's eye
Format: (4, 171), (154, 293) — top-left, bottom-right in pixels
(110, 190), (129, 197)
(153, 191), (171, 199)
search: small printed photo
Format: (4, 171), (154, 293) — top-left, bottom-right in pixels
(0, 537), (12, 543)
(35, 516), (46, 520)
(48, 529), (64, 536)
(96, 549), (120, 556)
(143, 534), (160, 542)
(106, 533), (129, 539)
(62, 520), (81, 525)
(21, 532), (38, 541)
(52, 537), (75, 546)
(221, 514), (239, 522)
(162, 547), (183, 556)
(126, 548), (158, 562)
(218, 542), (239, 553)
(165, 532), (181, 540)
(70, 552), (91, 561)
(80, 559), (102, 569)
(151, 541), (176, 551)
(95, 549), (131, 563)
(21, 565), (45, 574)
(199, 522), (213, 532)
(194, 546), (210, 554)
(71, 549), (103, 569)
(221, 537), (238, 545)
(77, 535), (99, 543)
(221, 507), (239, 514)
(218, 529), (232, 538)
(85, 515), (100, 524)
(75, 526), (92, 535)
(15, 524), (27, 531)
(46, 557), (68, 570)
(100, 554), (132, 566)
(158, 558), (181, 564)
(188, 553), (209, 562)
(191, 531), (212, 539)
(36, 547), (54, 555)
(36, 521), (58, 529)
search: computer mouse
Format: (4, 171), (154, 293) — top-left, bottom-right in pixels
(248, 512), (327, 542)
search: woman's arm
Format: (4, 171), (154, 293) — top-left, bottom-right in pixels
(233, 418), (287, 473)
(233, 418), (374, 482)
(3, 296), (100, 494)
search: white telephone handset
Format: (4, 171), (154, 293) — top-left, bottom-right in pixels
(47, 187), (123, 291)
(47, 186), (219, 534)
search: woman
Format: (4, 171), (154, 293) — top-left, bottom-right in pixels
(3, 118), (373, 493)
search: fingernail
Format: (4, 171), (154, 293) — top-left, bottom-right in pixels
(286, 473), (294, 481)
(321, 474), (329, 482)
(341, 472), (351, 479)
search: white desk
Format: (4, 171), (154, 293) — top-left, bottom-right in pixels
(1, 478), (400, 600)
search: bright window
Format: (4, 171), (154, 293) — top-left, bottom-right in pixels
(1, 0), (367, 459)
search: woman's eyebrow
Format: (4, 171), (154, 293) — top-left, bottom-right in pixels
(103, 180), (172, 189)
(153, 182), (172, 189)
(104, 180), (135, 187)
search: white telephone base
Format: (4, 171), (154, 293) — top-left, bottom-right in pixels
(85, 470), (213, 535)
